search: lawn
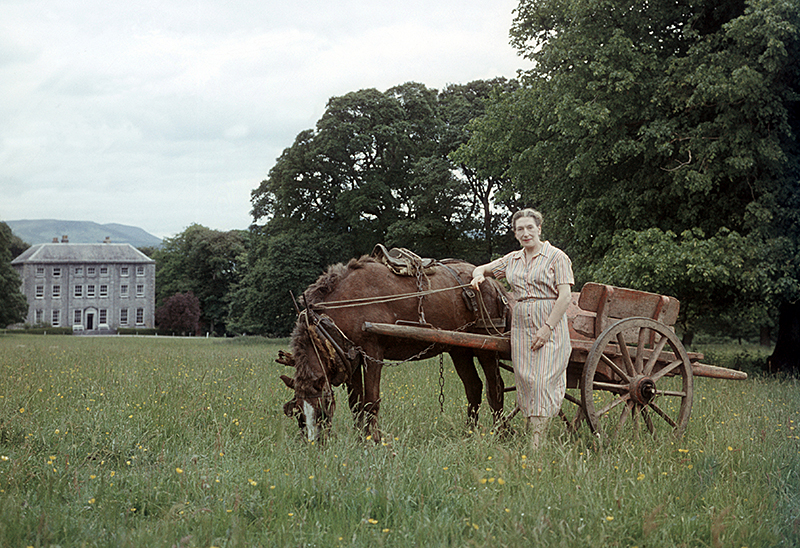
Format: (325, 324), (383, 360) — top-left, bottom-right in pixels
(0, 334), (797, 547)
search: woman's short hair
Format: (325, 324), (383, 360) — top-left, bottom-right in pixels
(511, 208), (543, 230)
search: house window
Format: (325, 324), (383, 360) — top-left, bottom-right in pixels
(75, 267), (83, 276)
(136, 284), (144, 297)
(36, 266), (45, 277)
(35, 309), (43, 324)
(121, 266), (129, 277)
(52, 309), (60, 327)
(99, 309), (107, 325)
(53, 267), (62, 277)
(135, 308), (144, 325)
(121, 284), (129, 297)
(99, 284), (108, 298)
(120, 308), (128, 325)
(100, 266), (108, 276)
(35, 285), (44, 299)
(136, 266), (145, 276)
(52, 285), (61, 298)
(74, 285), (83, 298)
(74, 310), (82, 324)
(87, 285), (95, 298)
(87, 267), (96, 276)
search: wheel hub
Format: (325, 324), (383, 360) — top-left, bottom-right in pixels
(630, 376), (656, 405)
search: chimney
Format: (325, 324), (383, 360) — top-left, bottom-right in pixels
(52, 237), (59, 243)
(104, 236), (111, 243)
(61, 235), (69, 243)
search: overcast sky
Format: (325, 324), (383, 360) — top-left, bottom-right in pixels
(1, 0), (524, 239)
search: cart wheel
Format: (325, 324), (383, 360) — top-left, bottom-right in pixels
(581, 317), (693, 440)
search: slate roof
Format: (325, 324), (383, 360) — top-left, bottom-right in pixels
(11, 243), (155, 265)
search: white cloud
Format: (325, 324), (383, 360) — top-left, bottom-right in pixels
(0, 0), (524, 239)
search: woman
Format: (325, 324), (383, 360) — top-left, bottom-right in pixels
(471, 209), (573, 450)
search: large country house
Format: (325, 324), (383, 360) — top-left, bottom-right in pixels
(11, 237), (156, 332)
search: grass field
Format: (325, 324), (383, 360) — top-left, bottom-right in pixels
(0, 334), (797, 547)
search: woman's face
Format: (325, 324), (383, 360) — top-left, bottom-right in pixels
(514, 216), (541, 249)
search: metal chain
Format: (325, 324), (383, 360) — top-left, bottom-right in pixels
(415, 266), (430, 324)
(354, 342), (438, 369)
(352, 317), (483, 370)
(438, 354), (445, 413)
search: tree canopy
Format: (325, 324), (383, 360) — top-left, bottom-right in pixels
(457, 0), (800, 345)
(233, 80), (517, 336)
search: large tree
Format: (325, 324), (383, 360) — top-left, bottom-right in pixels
(459, 0), (799, 361)
(236, 80), (517, 336)
(153, 225), (246, 335)
(0, 221), (28, 327)
(441, 79), (521, 259)
(155, 291), (202, 336)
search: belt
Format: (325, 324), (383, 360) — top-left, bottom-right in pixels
(517, 296), (556, 302)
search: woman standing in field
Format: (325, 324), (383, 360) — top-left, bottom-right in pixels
(471, 209), (574, 450)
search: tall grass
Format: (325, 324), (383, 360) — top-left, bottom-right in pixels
(0, 334), (797, 547)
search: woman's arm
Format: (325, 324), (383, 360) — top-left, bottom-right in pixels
(470, 263), (496, 290)
(531, 283), (572, 351)
(546, 283), (572, 329)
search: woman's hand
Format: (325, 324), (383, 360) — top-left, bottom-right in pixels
(470, 264), (491, 290)
(531, 323), (552, 351)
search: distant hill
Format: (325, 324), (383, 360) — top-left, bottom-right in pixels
(5, 220), (162, 249)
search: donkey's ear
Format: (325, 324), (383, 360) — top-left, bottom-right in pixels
(280, 375), (295, 389)
(276, 350), (295, 367)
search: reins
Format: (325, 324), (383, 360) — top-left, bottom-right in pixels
(311, 283), (473, 310)
(300, 304), (336, 418)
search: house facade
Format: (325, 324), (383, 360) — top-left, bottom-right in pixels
(11, 239), (156, 332)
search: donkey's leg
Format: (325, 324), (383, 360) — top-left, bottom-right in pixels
(347, 357), (365, 431)
(362, 359), (383, 442)
(449, 349), (483, 426)
(475, 350), (505, 424)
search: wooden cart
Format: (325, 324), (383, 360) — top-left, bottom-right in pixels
(363, 282), (746, 440)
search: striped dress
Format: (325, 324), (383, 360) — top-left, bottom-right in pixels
(489, 242), (574, 418)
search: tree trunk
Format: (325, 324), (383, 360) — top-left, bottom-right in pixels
(759, 325), (771, 347)
(767, 302), (800, 374)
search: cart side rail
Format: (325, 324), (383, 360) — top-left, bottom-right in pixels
(571, 282), (680, 344)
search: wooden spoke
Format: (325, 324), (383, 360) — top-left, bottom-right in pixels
(592, 380), (630, 393)
(634, 326), (649, 373)
(613, 402), (633, 440)
(595, 392), (630, 417)
(647, 400), (678, 428)
(643, 335), (669, 376)
(650, 359), (683, 382)
(655, 388), (687, 397)
(642, 406), (655, 433)
(616, 331), (635, 377)
(600, 352), (631, 382)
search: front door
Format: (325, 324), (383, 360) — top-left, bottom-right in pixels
(86, 312), (95, 330)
